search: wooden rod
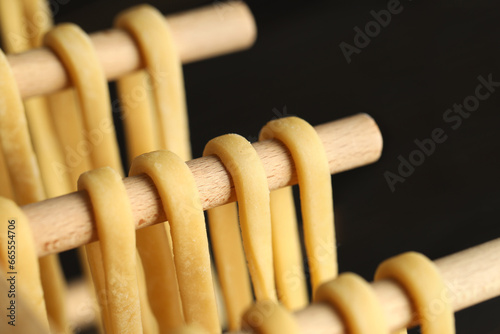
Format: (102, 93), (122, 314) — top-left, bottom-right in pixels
(8, 1), (257, 99)
(292, 237), (500, 334)
(67, 236), (500, 332)
(23, 113), (383, 257)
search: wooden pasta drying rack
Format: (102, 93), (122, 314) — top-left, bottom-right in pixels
(1, 1), (499, 333)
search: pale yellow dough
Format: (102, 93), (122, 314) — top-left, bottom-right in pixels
(114, 5), (192, 332)
(44, 23), (160, 333)
(78, 167), (144, 334)
(43, 23), (123, 174)
(375, 252), (455, 334)
(0, 198), (50, 332)
(207, 202), (253, 330)
(0, 50), (45, 205)
(242, 301), (299, 334)
(130, 151), (219, 333)
(0, 47), (70, 332)
(0, 0), (72, 197)
(115, 4), (191, 161)
(204, 134), (277, 301)
(315, 273), (388, 333)
(260, 117), (337, 294)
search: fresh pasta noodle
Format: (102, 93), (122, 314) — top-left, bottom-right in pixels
(0, 0), (72, 197)
(170, 324), (209, 334)
(375, 252), (455, 334)
(114, 6), (191, 331)
(0, 49), (46, 204)
(207, 202), (253, 330)
(78, 167), (146, 334)
(204, 134), (276, 302)
(44, 23), (161, 333)
(0, 48), (70, 333)
(130, 151), (219, 333)
(260, 180), (307, 309)
(115, 4), (191, 161)
(315, 273), (388, 334)
(0, 148), (14, 199)
(258, 121), (308, 311)
(242, 300), (300, 334)
(0, 276), (50, 334)
(43, 23), (123, 174)
(0, 198), (50, 332)
(260, 117), (337, 294)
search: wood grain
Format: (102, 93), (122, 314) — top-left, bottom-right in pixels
(8, 1), (257, 99)
(23, 113), (383, 257)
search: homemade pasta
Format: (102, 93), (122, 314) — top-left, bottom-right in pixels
(130, 151), (219, 333)
(315, 273), (388, 334)
(375, 252), (455, 334)
(243, 301), (299, 334)
(115, 4), (191, 161)
(78, 167), (145, 333)
(204, 134), (276, 302)
(114, 6), (192, 332)
(0, 48), (69, 333)
(260, 117), (337, 293)
(0, 198), (50, 332)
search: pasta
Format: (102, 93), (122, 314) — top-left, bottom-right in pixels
(43, 23), (123, 174)
(115, 4), (191, 161)
(114, 5), (192, 331)
(0, 198), (50, 332)
(78, 167), (145, 333)
(375, 252), (455, 334)
(243, 301), (299, 334)
(204, 134), (276, 301)
(260, 117), (337, 294)
(0, 48), (69, 333)
(207, 202), (253, 330)
(0, 0), (72, 197)
(258, 122), (308, 310)
(44, 23), (160, 333)
(130, 151), (219, 333)
(315, 273), (388, 334)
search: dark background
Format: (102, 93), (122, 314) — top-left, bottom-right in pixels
(18, 0), (500, 332)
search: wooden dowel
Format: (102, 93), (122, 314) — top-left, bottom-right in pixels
(66, 237), (500, 332)
(292, 237), (500, 334)
(8, 1), (257, 99)
(23, 113), (383, 257)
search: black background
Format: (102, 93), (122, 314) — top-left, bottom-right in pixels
(13, 0), (500, 332)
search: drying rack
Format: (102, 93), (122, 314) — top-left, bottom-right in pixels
(1, 1), (499, 333)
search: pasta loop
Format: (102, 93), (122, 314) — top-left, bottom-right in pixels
(204, 134), (276, 302)
(375, 252), (455, 334)
(315, 273), (388, 334)
(130, 151), (219, 333)
(260, 116), (336, 294)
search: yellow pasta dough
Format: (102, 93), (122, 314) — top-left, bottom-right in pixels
(260, 117), (336, 294)
(0, 0), (73, 197)
(113, 6), (189, 332)
(130, 151), (219, 333)
(0, 275), (50, 334)
(204, 134), (277, 302)
(0, 48), (70, 333)
(43, 23), (123, 174)
(315, 273), (388, 334)
(78, 167), (145, 334)
(0, 198), (50, 332)
(115, 4), (191, 161)
(207, 202), (253, 330)
(0, 49), (46, 204)
(242, 301), (299, 334)
(375, 252), (455, 334)
(170, 324), (209, 334)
